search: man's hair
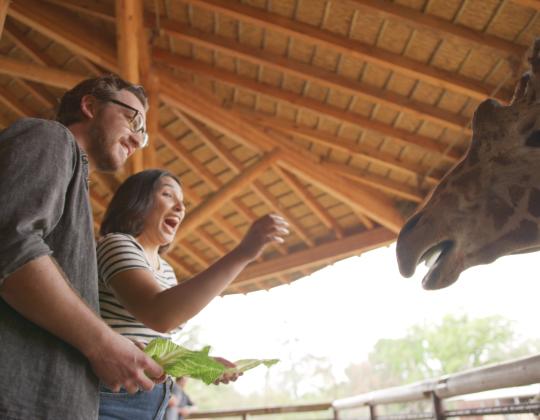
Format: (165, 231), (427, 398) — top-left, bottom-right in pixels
(56, 74), (147, 126)
(100, 169), (181, 254)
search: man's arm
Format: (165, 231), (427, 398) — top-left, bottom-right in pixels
(0, 255), (163, 393)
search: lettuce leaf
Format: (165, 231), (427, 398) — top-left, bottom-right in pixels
(144, 338), (279, 384)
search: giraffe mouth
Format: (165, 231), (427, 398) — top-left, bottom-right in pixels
(419, 240), (454, 289)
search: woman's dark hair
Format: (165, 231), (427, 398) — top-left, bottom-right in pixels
(100, 169), (181, 254)
(56, 73), (148, 126)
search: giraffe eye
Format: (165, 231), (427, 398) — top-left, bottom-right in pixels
(525, 130), (540, 147)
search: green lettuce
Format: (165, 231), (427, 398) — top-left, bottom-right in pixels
(144, 338), (279, 384)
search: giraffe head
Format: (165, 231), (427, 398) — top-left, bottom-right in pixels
(396, 39), (540, 290)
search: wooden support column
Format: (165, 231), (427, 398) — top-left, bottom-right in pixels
(116, 0), (143, 173)
(0, 1), (11, 38)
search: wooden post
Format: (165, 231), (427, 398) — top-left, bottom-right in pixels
(431, 393), (444, 420)
(0, 0), (10, 38)
(115, 0), (143, 174)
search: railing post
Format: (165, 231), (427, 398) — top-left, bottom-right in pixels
(369, 404), (377, 420)
(431, 392), (444, 420)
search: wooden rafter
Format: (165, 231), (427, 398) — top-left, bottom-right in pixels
(184, 0), (512, 101)
(0, 56), (85, 89)
(43, 0), (115, 22)
(324, 161), (424, 203)
(234, 227), (395, 288)
(158, 69), (404, 232)
(175, 151), (280, 241)
(0, 85), (35, 117)
(8, 0), (118, 72)
(0, 0), (9, 37)
(233, 105), (455, 175)
(173, 111), (290, 257)
(177, 111), (347, 238)
(157, 19), (470, 133)
(344, 0), (526, 58)
(509, 0), (540, 11)
(273, 166), (345, 238)
(153, 50), (459, 160)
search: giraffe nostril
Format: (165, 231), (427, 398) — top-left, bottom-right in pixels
(525, 130), (540, 147)
(400, 212), (423, 236)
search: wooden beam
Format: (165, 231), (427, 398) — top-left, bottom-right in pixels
(158, 20), (470, 133)
(154, 50), (457, 159)
(116, 0), (143, 173)
(14, 79), (57, 111)
(158, 68), (405, 232)
(0, 56), (85, 89)
(8, 0), (117, 71)
(0, 86), (35, 117)
(158, 128), (222, 189)
(510, 0), (540, 11)
(184, 0), (511, 101)
(4, 20), (56, 66)
(324, 161), (424, 203)
(345, 0), (525, 58)
(234, 227), (396, 286)
(175, 151), (280, 241)
(173, 112), (292, 254)
(43, 0), (115, 22)
(233, 105), (456, 174)
(273, 166), (345, 238)
(116, 0), (139, 83)
(0, 0), (9, 37)
(179, 113), (346, 236)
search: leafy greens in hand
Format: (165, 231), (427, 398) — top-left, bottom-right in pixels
(144, 338), (279, 384)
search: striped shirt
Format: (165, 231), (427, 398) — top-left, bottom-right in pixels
(97, 233), (182, 343)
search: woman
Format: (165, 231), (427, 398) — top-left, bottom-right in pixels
(96, 169), (289, 419)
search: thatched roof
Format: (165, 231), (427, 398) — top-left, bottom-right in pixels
(0, 0), (537, 294)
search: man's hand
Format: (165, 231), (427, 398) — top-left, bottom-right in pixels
(0, 256), (164, 395)
(85, 332), (164, 394)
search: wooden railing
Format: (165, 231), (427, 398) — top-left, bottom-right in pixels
(190, 353), (540, 419)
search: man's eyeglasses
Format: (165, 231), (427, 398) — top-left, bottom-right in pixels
(108, 99), (149, 147)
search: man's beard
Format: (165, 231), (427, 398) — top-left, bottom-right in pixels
(87, 120), (123, 172)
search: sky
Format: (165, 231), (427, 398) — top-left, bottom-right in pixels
(177, 243), (540, 394)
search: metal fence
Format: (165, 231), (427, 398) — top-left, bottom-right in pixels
(189, 353), (540, 420)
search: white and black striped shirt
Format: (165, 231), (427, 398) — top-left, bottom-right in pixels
(97, 233), (182, 343)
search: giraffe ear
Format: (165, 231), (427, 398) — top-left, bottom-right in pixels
(510, 73), (530, 105)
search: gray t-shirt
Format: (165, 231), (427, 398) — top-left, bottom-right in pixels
(0, 118), (99, 420)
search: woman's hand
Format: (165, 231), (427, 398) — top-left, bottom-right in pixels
(236, 214), (289, 261)
(212, 356), (243, 385)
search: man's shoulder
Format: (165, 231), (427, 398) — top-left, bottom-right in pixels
(1, 117), (75, 147)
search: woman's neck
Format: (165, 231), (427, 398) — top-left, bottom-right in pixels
(135, 234), (161, 270)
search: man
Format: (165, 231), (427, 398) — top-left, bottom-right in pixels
(0, 75), (163, 420)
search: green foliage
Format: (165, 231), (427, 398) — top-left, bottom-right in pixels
(367, 314), (535, 386)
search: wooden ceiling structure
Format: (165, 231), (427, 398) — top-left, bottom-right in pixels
(0, 0), (538, 294)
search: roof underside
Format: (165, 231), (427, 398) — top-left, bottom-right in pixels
(0, 0), (537, 294)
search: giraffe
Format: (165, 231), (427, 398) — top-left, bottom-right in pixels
(396, 38), (540, 290)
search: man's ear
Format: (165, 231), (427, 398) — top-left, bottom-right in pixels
(80, 94), (98, 119)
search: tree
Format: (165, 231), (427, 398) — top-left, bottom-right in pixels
(367, 314), (537, 387)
